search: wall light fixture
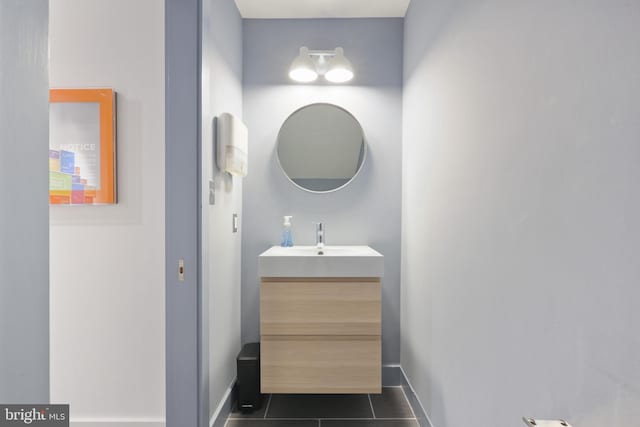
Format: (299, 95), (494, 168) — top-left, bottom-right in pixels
(288, 46), (354, 83)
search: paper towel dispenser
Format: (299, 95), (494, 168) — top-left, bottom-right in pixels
(217, 113), (248, 177)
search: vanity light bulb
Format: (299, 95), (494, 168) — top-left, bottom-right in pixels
(289, 67), (318, 83)
(325, 68), (354, 83)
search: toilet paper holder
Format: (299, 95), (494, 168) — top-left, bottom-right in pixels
(522, 417), (572, 427)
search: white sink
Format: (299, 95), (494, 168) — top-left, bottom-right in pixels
(259, 245), (384, 278)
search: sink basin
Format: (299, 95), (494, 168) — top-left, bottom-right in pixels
(259, 245), (384, 278)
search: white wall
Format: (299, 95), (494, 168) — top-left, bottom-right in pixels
(242, 18), (404, 364)
(49, 1), (165, 426)
(0, 0), (49, 403)
(401, 1), (640, 427)
(201, 0), (244, 421)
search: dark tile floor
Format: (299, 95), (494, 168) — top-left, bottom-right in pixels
(226, 387), (418, 427)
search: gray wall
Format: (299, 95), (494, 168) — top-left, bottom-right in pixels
(0, 0), (49, 403)
(242, 18), (403, 364)
(165, 0), (201, 425)
(402, 1), (640, 426)
(201, 0), (244, 420)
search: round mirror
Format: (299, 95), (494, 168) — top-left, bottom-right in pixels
(276, 103), (366, 193)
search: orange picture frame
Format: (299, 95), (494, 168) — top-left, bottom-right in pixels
(49, 88), (116, 205)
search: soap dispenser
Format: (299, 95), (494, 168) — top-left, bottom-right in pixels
(280, 216), (294, 247)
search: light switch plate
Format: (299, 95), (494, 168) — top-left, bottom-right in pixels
(232, 213), (238, 233)
(209, 180), (215, 205)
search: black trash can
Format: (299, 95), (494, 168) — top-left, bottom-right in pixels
(236, 342), (262, 413)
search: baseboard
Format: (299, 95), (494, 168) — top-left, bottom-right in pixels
(400, 367), (435, 427)
(209, 379), (237, 427)
(69, 418), (164, 427)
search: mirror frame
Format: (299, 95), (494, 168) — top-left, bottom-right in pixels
(275, 102), (367, 194)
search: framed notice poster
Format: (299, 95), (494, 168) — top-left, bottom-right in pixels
(49, 88), (116, 205)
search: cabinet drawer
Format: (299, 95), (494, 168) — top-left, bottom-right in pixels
(261, 335), (381, 394)
(260, 278), (381, 336)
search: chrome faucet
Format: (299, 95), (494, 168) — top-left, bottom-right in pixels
(314, 222), (325, 254)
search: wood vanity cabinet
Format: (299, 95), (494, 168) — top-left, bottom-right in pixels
(260, 277), (381, 394)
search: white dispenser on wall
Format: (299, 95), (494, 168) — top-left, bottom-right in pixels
(217, 112), (248, 176)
